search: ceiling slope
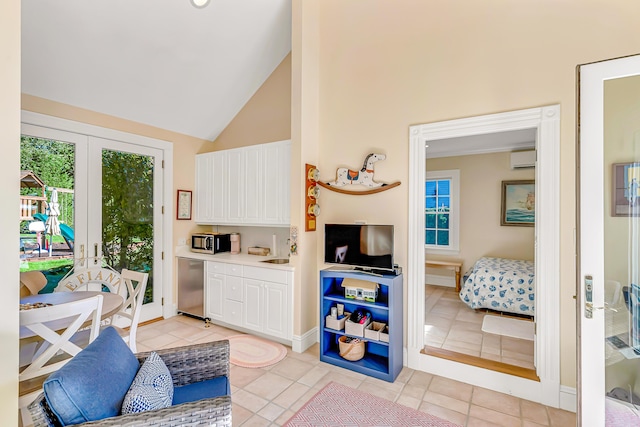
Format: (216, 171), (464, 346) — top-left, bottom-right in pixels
(21, 0), (292, 141)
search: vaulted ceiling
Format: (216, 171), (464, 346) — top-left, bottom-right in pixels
(21, 0), (292, 141)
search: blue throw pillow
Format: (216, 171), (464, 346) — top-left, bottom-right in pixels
(121, 352), (174, 414)
(43, 326), (139, 426)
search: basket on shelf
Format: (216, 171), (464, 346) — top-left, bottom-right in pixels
(338, 335), (365, 361)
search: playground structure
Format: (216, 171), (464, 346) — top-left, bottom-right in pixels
(20, 170), (74, 259)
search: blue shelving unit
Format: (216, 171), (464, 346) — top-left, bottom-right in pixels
(319, 269), (403, 382)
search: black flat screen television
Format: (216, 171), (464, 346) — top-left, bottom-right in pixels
(324, 224), (394, 273)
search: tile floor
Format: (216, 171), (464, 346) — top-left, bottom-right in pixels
(425, 285), (535, 370)
(136, 315), (576, 427)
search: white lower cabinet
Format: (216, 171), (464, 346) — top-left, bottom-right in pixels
(204, 260), (292, 342)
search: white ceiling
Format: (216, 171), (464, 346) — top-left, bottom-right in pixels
(21, 0), (292, 141)
(426, 128), (537, 158)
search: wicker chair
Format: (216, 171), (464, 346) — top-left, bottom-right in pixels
(27, 339), (232, 427)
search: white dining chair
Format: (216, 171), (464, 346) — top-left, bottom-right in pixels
(109, 269), (149, 353)
(71, 269), (149, 353)
(19, 294), (103, 425)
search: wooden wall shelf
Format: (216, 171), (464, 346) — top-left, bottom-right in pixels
(317, 180), (401, 195)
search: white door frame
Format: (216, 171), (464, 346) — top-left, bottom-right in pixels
(20, 111), (174, 321)
(407, 105), (564, 408)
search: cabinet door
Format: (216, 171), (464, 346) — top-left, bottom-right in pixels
(210, 151), (228, 223)
(205, 272), (224, 321)
(263, 281), (288, 339)
(243, 145), (263, 224)
(243, 278), (263, 331)
(262, 141), (291, 224)
(226, 149), (245, 223)
(194, 153), (214, 223)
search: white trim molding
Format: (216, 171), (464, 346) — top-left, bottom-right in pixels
(408, 105), (562, 408)
(292, 326), (318, 354)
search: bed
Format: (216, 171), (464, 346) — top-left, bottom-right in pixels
(459, 256), (535, 316)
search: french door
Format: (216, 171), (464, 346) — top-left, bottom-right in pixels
(20, 122), (164, 322)
(578, 54), (640, 425)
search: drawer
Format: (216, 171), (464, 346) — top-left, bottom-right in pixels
(225, 276), (243, 302)
(225, 300), (243, 326)
(225, 263), (243, 277)
(243, 265), (288, 284)
(207, 261), (226, 274)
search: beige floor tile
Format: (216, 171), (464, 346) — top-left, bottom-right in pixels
(407, 369), (434, 388)
(400, 383), (427, 401)
(521, 399), (550, 425)
(269, 356), (315, 381)
(547, 406), (577, 426)
(240, 414), (271, 427)
(256, 402), (286, 422)
(271, 382), (311, 409)
(231, 389), (269, 413)
(447, 328), (484, 345)
(274, 409), (295, 426)
(429, 376), (473, 402)
(395, 366), (415, 384)
(396, 394), (422, 409)
(422, 390), (469, 414)
(472, 386), (521, 417)
(230, 365), (267, 388)
(418, 401), (468, 425)
(442, 340), (481, 356)
(231, 403), (254, 426)
(522, 420), (548, 427)
(244, 372), (293, 401)
(469, 404), (521, 427)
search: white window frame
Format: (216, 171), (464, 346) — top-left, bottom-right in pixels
(425, 169), (459, 254)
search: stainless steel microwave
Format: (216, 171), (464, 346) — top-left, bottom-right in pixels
(191, 233), (231, 255)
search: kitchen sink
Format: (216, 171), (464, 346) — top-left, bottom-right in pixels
(261, 258), (290, 264)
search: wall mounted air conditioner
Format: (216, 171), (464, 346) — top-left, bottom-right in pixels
(510, 150), (536, 169)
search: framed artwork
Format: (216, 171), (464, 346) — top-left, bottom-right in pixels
(612, 162), (640, 216)
(500, 180), (535, 227)
(177, 190), (192, 220)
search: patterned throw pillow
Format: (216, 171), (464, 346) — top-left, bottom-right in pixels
(121, 352), (174, 414)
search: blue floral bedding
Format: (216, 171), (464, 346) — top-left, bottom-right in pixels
(459, 257), (535, 316)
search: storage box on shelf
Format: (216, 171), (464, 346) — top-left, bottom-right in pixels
(319, 269), (403, 382)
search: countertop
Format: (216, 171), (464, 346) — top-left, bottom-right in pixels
(175, 246), (294, 271)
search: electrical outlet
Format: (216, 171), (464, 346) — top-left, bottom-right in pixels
(178, 238), (186, 246)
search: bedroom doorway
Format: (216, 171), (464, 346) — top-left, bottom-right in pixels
(406, 105), (562, 407)
(423, 138), (537, 377)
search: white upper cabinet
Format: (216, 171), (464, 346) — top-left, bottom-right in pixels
(194, 140), (291, 226)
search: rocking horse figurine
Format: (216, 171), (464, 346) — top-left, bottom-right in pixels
(326, 153), (387, 187)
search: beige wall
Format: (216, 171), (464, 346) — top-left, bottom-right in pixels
(304, 0), (640, 389)
(204, 53), (292, 153)
(427, 152), (535, 273)
(1, 0), (20, 422)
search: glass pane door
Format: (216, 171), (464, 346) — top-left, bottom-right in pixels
(87, 137), (163, 322)
(579, 55), (640, 425)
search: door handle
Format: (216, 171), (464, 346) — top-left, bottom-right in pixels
(94, 243), (99, 264)
(585, 275), (594, 319)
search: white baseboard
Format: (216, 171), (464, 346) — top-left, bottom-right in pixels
(560, 385), (577, 413)
(425, 273), (455, 288)
(292, 327), (318, 353)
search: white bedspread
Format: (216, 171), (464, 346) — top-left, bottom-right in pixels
(459, 257), (535, 316)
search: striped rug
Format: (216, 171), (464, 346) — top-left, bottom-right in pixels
(227, 334), (287, 368)
(284, 381), (462, 427)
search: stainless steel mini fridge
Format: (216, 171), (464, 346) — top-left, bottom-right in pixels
(177, 257), (205, 319)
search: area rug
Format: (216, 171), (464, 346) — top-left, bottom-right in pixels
(227, 334), (287, 368)
(283, 381), (462, 427)
(481, 314), (534, 341)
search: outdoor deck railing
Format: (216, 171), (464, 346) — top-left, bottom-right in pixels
(20, 196), (46, 221)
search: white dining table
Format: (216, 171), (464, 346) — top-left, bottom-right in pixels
(19, 291), (124, 341)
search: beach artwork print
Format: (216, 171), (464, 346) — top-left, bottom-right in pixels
(501, 180), (535, 227)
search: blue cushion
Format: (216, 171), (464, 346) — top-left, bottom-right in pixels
(121, 352), (174, 414)
(172, 376), (230, 405)
(43, 326), (140, 426)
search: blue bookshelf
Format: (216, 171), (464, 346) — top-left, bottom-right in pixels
(319, 269), (403, 382)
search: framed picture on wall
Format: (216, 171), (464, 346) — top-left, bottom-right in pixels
(177, 190), (192, 220)
(500, 180), (535, 227)
(612, 162), (640, 216)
